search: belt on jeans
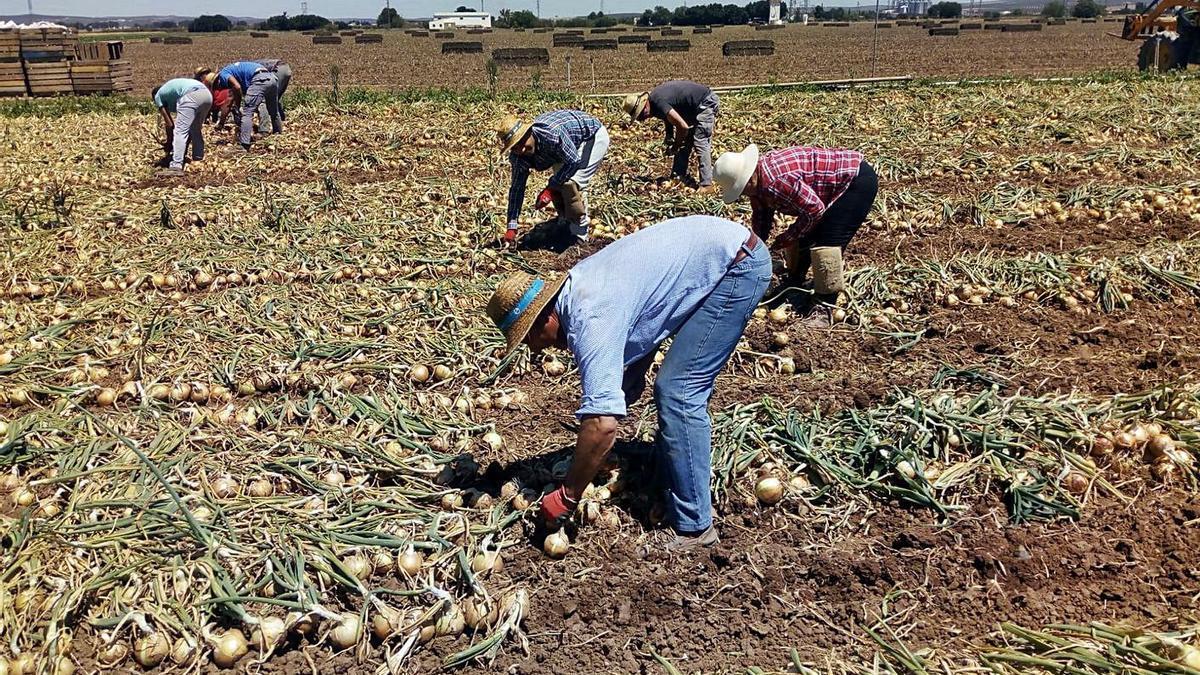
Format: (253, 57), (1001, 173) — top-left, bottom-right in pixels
(733, 232), (760, 265)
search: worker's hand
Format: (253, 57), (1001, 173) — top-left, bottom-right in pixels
(534, 187), (555, 211)
(503, 222), (518, 245)
(540, 486), (577, 529)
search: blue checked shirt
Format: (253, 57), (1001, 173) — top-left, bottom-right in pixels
(554, 216), (750, 418)
(506, 110), (602, 224)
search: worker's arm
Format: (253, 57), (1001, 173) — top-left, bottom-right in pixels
(506, 155), (530, 226)
(216, 103), (230, 129)
(225, 79), (243, 108)
(563, 415), (619, 500)
(158, 106), (174, 132)
(750, 197), (775, 240)
(770, 174), (826, 250)
(664, 108), (691, 134)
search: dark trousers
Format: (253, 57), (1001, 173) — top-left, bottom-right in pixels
(788, 160), (879, 281)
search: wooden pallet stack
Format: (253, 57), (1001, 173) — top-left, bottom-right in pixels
(0, 30), (23, 96)
(20, 27), (79, 96)
(71, 42), (131, 95)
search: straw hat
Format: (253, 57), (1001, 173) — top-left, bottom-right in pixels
(494, 115), (531, 156)
(194, 66), (212, 80)
(621, 92), (649, 120)
(713, 143), (760, 204)
(486, 271), (567, 354)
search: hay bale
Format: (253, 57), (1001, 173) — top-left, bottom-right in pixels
(1081, 17), (1098, 23)
(467, 28), (492, 34)
(960, 22), (982, 29)
(723, 39), (775, 56)
(693, 27), (713, 33)
(821, 21), (851, 27)
(407, 30), (429, 37)
(928, 27), (959, 35)
(564, 29), (584, 35)
(312, 35), (343, 44)
(434, 31), (455, 39)
(634, 26), (657, 32)
(492, 47), (549, 66)
(533, 27), (551, 33)
(646, 38), (690, 52)
(661, 28), (683, 35)
(149, 36), (163, 43)
(608, 26), (628, 31)
(618, 34), (651, 43)
(582, 39), (618, 50)
(441, 41), (483, 53)
(1002, 23), (1042, 32)
(339, 30), (359, 36)
(552, 34), (584, 47)
(355, 33), (383, 43)
(250, 31), (269, 38)
(875, 22), (894, 28)
(896, 19), (920, 26)
(1048, 18), (1066, 25)
(757, 23), (787, 29)
(589, 28), (608, 33)
(162, 36), (192, 45)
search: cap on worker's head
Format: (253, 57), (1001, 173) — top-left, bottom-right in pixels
(494, 115), (531, 156)
(194, 66), (212, 80)
(621, 92), (649, 121)
(486, 271), (566, 354)
(713, 143), (760, 204)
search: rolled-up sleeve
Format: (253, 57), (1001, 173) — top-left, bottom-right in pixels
(506, 155), (529, 223)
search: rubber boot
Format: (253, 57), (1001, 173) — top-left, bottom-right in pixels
(785, 244), (812, 288)
(802, 247), (846, 328)
(559, 180), (588, 242)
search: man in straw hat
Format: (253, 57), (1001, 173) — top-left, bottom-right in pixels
(713, 144), (878, 327)
(486, 216), (772, 551)
(494, 109), (609, 244)
(622, 80), (719, 189)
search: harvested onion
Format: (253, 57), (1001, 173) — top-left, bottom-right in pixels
(133, 632), (170, 668)
(250, 616), (286, 651)
(210, 629), (248, 668)
(470, 549), (503, 576)
(328, 615), (361, 649)
(397, 547), (423, 577)
(543, 531), (570, 558)
(755, 476), (784, 505)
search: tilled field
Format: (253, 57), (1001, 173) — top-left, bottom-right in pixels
(1, 75), (1200, 674)
(123, 21), (1138, 94)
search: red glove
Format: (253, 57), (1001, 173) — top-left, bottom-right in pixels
(503, 227), (517, 244)
(534, 187), (554, 210)
(540, 486), (577, 528)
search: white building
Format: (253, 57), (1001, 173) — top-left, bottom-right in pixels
(428, 11), (492, 30)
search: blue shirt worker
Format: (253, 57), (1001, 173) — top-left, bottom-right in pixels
(485, 216), (772, 551)
(495, 109), (609, 245)
(211, 61), (282, 152)
(152, 77), (213, 177)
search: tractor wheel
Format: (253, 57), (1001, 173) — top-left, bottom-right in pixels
(1138, 33), (1179, 72)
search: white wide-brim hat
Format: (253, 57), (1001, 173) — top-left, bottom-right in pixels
(714, 143), (760, 204)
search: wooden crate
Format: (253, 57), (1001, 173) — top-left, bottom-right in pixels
(0, 60), (26, 96)
(0, 30), (19, 61)
(75, 41), (124, 61)
(19, 28), (79, 58)
(25, 60), (73, 95)
(71, 59), (132, 94)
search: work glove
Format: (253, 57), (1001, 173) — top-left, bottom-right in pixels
(540, 486), (577, 529)
(503, 221), (518, 245)
(534, 187), (555, 211)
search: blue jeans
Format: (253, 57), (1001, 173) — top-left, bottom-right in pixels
(654, 238), (772, 533)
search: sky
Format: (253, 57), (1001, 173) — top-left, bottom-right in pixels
(1, 0), (756, 19)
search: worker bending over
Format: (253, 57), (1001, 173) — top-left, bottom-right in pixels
(715, 144), (878, 327)
(623, 80), (720, 189)
(151, 76), (213, 178)
(496, 109), (609, 245)
(486, 216), (771, 551)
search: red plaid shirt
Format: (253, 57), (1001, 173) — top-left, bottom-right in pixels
(751, 147), (864, 249)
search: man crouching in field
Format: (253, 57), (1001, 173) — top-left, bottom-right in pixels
(486, 216), (771, 551)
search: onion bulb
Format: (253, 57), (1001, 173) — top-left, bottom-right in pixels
(1091, 436), (1114, 458)
(371, 550), (395, 574)
(754, 476), (784, 505)
(482, 431), (504, 452)
(170, 638), (196, 663)
(1113, 431), (1136, 450)
(579, 499), (602, 525)
(767, 306), (788, 324)
(435, 603), (465, 637)
(1063, 472), (1088, 495)
(500, 588), (529, 623)
(1130, 424), (1150, 445)
(408, 365), (430, 383)
(250, 616), (286, 651)
(328, 615), (361, 649)
(10, 655), (37, 675)
(432, 364), (453, 381)
(371, 605), (403, 640)
(1143, 422), (1163, 437)
(133, 632), (170, 668)
(397, 547), (423, 578)
(895, 460), (916, 480)
(51, 656), (74, 675)
(210, 629), (248, 668)
(512, 490), (533, 511)
(96, 642), (128, 667)
(11, 487), (35, 507)
(96, 387), (117, 406)
(212, 476), (239, 498)
(440, 491), (463, 510)
(323, 469), (346, 488)
(470, 549), (503, 576)
(343, 554), (373, 581)
(597, 509), (621, 528)
(462, 596), (497, 630)
(247, 478), (273, 498)
(500, 480), (520, 500)
(286, 612), (317, 637)
(543, 531), (569, 558)
(771, 332), (790, 348)
(542, 359), (566, 377)
(1146, 433), (1174, 461)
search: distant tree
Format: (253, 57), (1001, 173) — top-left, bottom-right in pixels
(152, 20), (178, 28)
(189, 14), (233, 32)
(1071, 0), (1105, 17)
(377, 7), (404, 26)
(259, 13), (331, 31)
(1041, 0), (1066, 16)
(456, 5), (475, 11)
(497, 9), (539, 27)
(927, 1), (962, 17)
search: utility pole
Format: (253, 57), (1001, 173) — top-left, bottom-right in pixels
(536, 0), (540, 16)
(27, 0), (33, 17)
(300, 1), (308, 14)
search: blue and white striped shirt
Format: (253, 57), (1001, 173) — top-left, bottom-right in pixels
(506, 110), (602, 223)
(554, 216), (750, 418)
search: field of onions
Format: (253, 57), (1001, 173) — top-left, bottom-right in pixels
(2, 73), (1200, 674)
